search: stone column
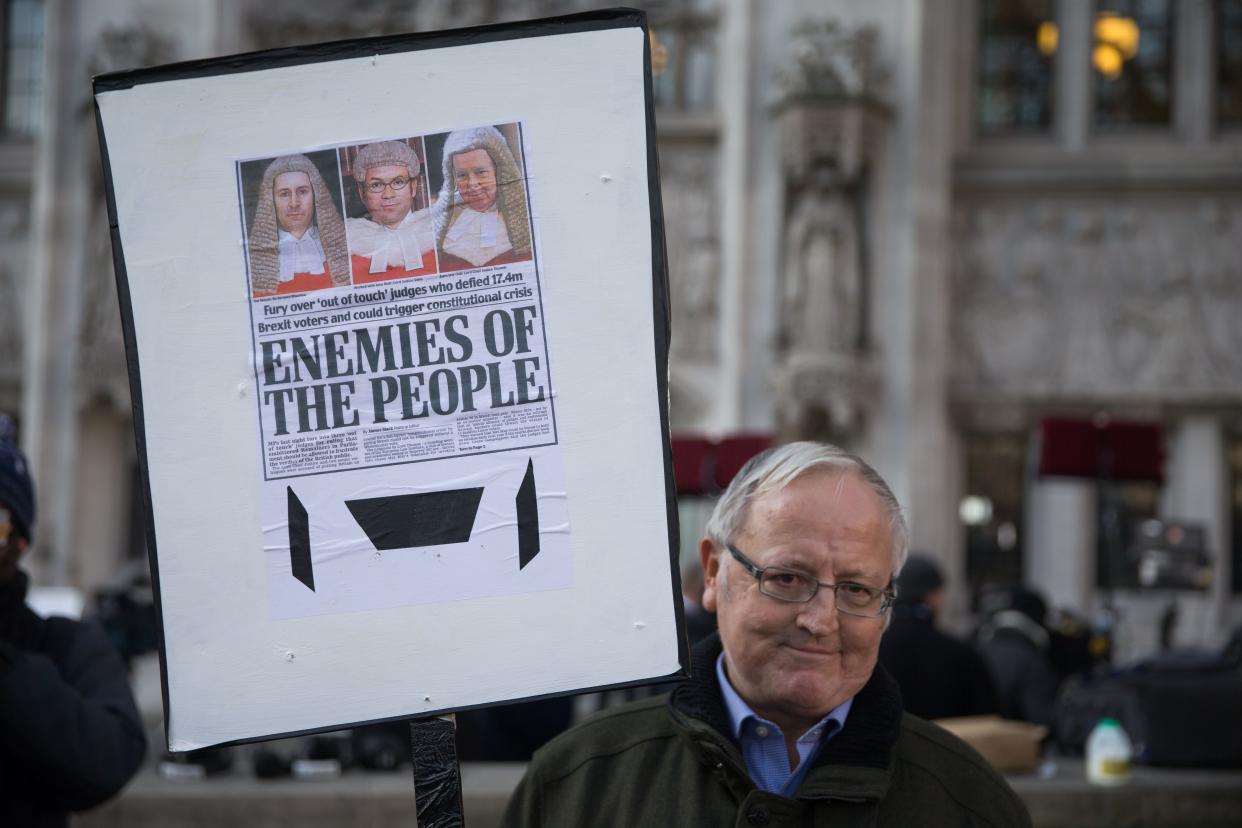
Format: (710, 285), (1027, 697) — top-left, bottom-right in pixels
(854, 3), (965, 624)
(714, 0), (752, 432)
(1159, 415), (1230, 647)
(21, 0), (85, 585)
(1024, 476), (1096, 616)
(1056, 0), (1092, 151)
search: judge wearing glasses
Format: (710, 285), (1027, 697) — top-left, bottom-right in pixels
(504, 442), (1031, 827)
(346, 140), (437, 283)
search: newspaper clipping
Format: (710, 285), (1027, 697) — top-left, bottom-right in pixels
(237, 123), (571, 619)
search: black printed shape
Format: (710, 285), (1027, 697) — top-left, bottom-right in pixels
(516, 458), (540, 569)
(288, 486), (314, 591)
(410, 717), (464, 828)
(346, 489), (483, 551)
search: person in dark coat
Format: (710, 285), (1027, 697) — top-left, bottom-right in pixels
(878, 555), (997, 720)
(0, 416), (146, 827)
(977, 586), (1061, 729)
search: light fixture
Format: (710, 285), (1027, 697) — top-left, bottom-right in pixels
(1094, 43), (1124, 79)
(959, 495), (994, 527)
(996, 522), (1018, 551)
(1032, 13), (1141, 79)
(1036, 21), (1058, 56)
(1095, 12), (1140, 60)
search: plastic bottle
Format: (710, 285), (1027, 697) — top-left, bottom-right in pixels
(1086, 718), (1131, 785)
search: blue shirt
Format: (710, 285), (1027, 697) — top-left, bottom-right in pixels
(716, 654), (853, 795)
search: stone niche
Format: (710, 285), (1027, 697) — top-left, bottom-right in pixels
(772, 20), (888, 443)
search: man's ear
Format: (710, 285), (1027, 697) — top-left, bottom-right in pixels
(700, 537), (720, 613)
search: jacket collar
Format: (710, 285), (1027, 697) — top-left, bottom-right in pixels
(669, 633), (904, 800)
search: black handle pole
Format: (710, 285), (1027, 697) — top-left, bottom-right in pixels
(410, 714), (465, 827)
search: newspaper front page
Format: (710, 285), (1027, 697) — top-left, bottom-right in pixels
(237, 123), (570, 619)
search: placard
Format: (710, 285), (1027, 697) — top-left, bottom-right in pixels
(94, 9), (684, 751)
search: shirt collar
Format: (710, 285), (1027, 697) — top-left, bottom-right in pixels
(277, 225), (319, 243)
(715, 652), (853, 742)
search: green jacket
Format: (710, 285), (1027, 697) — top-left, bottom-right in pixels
(503, 636), (1032, 827)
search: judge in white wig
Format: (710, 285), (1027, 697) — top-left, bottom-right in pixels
(347, 140), (437, 283)
(433, 126), (532, 272)
(248, 154), (350, 296)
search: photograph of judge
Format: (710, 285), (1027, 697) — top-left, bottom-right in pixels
(432, 125), (533, 272)
(504, 442), (1031, 827)
(246, 154), (350, 297)
(345, 139), (437, 283)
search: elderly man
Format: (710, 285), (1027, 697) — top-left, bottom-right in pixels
(0, 416), (146, 826)
(433, 126), (532, 272)
(504, 442), (1031, 826)
(248, 154), (350, 296)
(347, 140), (437, 283)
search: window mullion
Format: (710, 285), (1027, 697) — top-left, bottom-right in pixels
(1174, 0), (1213, 143)
(1057, 0), (1094, 149)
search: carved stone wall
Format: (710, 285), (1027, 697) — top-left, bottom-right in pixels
(951, 197), (1242, 405)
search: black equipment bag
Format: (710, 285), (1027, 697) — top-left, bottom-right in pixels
(1055, 653), (1242, 767)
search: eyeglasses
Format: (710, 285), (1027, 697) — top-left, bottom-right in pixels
(365, 176), (410, 194)
(725, 543), (895, 618)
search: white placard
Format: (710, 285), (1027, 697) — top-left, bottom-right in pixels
(95, 12), (683, 751)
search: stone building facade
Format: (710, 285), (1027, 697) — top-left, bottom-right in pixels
(4, 0), (1240, 661)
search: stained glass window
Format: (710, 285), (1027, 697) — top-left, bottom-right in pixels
(977, 0), (1056, 132)
(1218, 0), (1242, 124)
(648, 0), (716, 111)
(1094, 0), (1173, 128)
(2, 0), (44, 136)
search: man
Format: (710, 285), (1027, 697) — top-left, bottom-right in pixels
(504, 442), (1030, 826)
(878, 554), (997, 720)
(347, 140), (437, 283)
(248, 154), (350, 296)
(978, 586), (1060, 729)
(432, 126), (532, 272)
(0, 416), (146, 826)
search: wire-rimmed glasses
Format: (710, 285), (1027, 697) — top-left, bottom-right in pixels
(365, 176), (411, 194)
(726, 543), (895, 619)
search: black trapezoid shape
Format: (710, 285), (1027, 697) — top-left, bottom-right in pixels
(288, 486), (315, 591)
(516, 458), (540, 570)
(346, 488), (483, 551)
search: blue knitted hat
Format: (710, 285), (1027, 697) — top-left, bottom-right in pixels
(0, 415), (35, 543)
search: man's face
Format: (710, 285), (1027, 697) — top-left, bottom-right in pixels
(361, 164), (415, 229)
(452, 148), (498, 212)
(273, 171), (314, 238)
(701, 469), (894, 736)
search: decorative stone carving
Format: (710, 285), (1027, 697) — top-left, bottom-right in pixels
(776, 20), (880, 101)
(951, 198), (1242, 404)
(773, 19), (888, 442)
(780, 180), (860, 354)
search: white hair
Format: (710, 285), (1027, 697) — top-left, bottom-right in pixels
(704, 441), (909, 581)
